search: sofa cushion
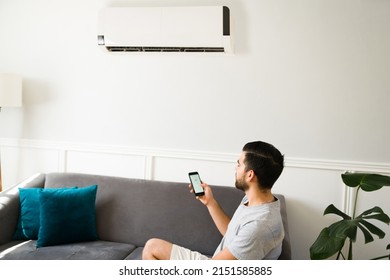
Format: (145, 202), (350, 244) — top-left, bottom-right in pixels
(0, 240), (136, 260)
(37, 185), (98, 248)
(124, 247), (144, 260)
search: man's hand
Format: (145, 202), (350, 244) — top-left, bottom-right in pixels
(189, 182), (215, 206)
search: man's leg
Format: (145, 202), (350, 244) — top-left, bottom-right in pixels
(142, 238), (173, 260)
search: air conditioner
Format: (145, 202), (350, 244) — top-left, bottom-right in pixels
(97, 6), (233, 53)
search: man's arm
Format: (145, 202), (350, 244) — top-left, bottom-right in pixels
(204, 197), (231, 236)
(191, 183), (231, 236)
(211, 247), (237, 260)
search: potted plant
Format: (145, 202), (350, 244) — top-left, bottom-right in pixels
(310, 172), (390, 260)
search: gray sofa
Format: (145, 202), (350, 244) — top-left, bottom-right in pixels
(0, 172), (291, 260)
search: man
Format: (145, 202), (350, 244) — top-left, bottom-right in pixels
(142, 141), (285, 260)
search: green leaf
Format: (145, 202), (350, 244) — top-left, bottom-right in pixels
(327, 220), (357, 243)
(358, 206), (386, 217)
(310, 227), (346, 259)
(341, 172), (390, 191)
(357, 206), (390, 224)
(359, 220), (386, 239)
(363, 213), (390, 224)
(324, 204), (351, 220)
(310, 219), (362, 259)
(357, 223), (374, 243)
(361, 174), (390, 192)
(313, 172), (390, 260)
(342, 172), (366, 187)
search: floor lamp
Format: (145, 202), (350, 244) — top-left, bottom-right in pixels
(0, 73), (23, 192)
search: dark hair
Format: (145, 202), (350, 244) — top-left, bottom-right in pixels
(242, 141), (284, 189)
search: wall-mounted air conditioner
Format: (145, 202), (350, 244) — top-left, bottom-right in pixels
(97, 6), (233, 53)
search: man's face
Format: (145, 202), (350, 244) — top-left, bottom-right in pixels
(235, 152), (249, 191)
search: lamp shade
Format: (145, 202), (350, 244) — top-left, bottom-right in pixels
(0, 73), (22, 107)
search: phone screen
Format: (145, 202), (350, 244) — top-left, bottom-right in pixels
(189, 172), (204, 196)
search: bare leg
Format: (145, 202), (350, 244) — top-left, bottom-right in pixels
(142, 238), (173, 260)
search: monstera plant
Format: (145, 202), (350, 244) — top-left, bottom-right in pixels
(310, 172), (390, 260)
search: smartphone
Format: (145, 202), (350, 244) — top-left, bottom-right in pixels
(188, 172), (205, 196)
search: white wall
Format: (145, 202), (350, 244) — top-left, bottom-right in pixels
(1, 0), (390, 259)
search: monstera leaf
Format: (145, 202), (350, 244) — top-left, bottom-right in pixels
(310, 204), (389, 259)
(342, 172), (390, 192)
(310, 172), (390, 260)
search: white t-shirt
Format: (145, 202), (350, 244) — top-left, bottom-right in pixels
(213, 196), (284, 260)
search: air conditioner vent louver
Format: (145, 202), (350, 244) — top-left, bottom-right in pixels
(106, 46), (225, 53)
(98, 6), (233, 54)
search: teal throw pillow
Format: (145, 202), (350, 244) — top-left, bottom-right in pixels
(36, 185), (98, 248)
(13, 188), (42, 240)
(13, 187), (78, 240)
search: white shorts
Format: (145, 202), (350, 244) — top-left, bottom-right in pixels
(170, 244), (210, 260)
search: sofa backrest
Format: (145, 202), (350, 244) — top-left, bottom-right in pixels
(42, 172), (290, 259)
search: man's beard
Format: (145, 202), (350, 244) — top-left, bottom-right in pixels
(235, 174), (249, 192)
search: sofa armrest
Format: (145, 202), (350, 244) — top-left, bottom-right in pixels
(0, 174), (46, 245)
(0, 187), (20, 246)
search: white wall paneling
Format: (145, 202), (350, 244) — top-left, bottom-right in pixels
(1, 144), (61, 187)
(1, 138), (390, 260)
(66, 150), (147, 179)
(153, 157), (236, 187)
